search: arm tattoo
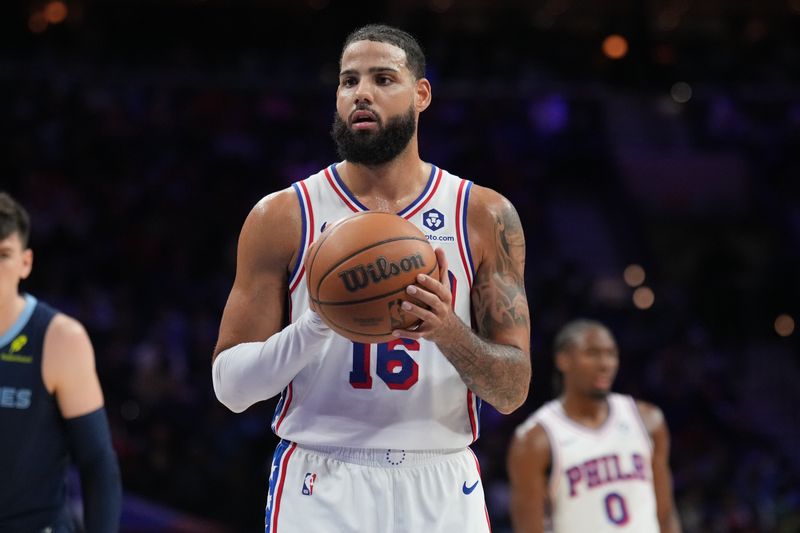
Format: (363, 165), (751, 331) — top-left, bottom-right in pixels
(435, 201), (531, 413)
(473, 206), (529, 336)
(436, 326), (529, 413)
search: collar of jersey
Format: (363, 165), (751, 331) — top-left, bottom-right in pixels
(328, 163), (438, 216)
(0, 293), (38, 348)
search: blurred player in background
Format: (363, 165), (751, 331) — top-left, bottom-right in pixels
(212, 24), (531, 532)
(507, 319), (681, 533)
(0, 192), (121, 533)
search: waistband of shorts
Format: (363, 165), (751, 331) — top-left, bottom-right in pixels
(295, 442), (467, 468)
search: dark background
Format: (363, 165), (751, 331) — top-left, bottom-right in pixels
(2, 1), (799, 531)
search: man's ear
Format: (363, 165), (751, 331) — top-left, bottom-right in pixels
(555, 350), (570, 374)
(415, 78), (432, 112)
(20, 248), (33, 280)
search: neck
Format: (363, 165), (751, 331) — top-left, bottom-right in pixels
(338, 141), (429, 209)
(0, 293), (26, 337)
(560, 391), (610, 428)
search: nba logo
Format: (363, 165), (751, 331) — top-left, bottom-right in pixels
(302, 472), (317, 496)
(388, 299), (406, 329)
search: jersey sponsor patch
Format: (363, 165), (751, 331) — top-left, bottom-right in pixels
(423, 208), (445, 231)
(1, 334), (32, 363)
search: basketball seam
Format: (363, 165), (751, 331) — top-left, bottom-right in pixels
(306, 211), (387, 296)
(314, 236), (431, 299)
(311, 264), (438, 306)
(315, 264), (436, 340)
(305, 215), (352, 293)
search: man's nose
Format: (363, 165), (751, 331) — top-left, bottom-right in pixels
(354, 80), (373, 105)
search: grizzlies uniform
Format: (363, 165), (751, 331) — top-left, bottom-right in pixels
(265, 164), (490, 532)
(520, 393), (659, 533)
(0, 294), (75, 532)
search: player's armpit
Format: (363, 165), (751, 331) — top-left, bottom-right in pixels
(507, 423), (551, 533)
(42, 314), (104, 419)
(213, 189), (301, 359)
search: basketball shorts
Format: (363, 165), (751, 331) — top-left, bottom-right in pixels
(265, 440), (492, 533)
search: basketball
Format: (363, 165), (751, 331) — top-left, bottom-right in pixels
(305, 211), (439, 344)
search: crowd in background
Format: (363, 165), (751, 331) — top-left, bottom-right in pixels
(2, 2), (799, 531)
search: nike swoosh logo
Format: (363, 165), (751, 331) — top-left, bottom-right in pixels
(462, 480), (480, 495)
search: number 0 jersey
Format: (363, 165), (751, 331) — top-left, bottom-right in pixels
(517, 394), (659, 533)
(271, 163), (481, 450)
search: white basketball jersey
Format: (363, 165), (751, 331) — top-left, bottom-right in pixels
(519, 394), (659, 533)
(271, 163), (481, 450)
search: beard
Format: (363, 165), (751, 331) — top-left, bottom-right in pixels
(589, 389), (611, 400)
(331, 105), (416, 166)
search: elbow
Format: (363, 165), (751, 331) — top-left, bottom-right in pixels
(494, 385), (530, 415)
(496, 363), (531, 415)
(495, 395), (527, 415)
(495, 405), (517, 415)
(211, 353), (250, 414)
(217, 395), (249, 414)
(212, 378), (250, 414)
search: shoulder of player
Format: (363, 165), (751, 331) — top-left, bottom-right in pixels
(634, 399), (666, 435)
(246, 188), (301, 228)
(42, 314), (95, 386)
(511, 417), (552, 462)
(238, 188), (301, 263)
(465, 184), (517, 224)
(465, 185), (523, 260)
(45, 313), (91, 350)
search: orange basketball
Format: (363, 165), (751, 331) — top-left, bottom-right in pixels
(305, 211), (439, 344)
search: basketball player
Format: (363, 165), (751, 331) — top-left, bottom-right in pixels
(507, 319), (681, 533)
(212, 24), (531, 532)
(0, 192), (121, 532)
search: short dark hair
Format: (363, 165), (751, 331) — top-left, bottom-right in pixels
(553, 319), (611, 356)
(341, 24), (426, 79)
(0, 192), (31, 247)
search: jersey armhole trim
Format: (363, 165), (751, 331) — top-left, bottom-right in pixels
(537, 418), (561, 501)
(271, 382), (294, 434)
(288, 181), (314, 294)
(627, 396), (654, 453)
(467, 389), (480, 443)
(455, 179), (475, 286)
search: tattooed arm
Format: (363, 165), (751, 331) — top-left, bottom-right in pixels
(393, 187), (531, 413)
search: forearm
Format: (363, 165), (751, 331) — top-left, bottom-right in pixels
(80, 450), (122, 533)
(509, 504), (544, 533)
(660, 510), (682, 533)
(436, 317), (530, 414)
(212, 309), (328, 412)
(65, 409), (121, 533)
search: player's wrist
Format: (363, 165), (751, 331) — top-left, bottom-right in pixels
(429, 313), (469, 347)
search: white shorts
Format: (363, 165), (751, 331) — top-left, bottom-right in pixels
(265, 440), (492, 533)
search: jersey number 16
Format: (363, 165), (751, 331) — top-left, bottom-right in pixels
(349, 339), (420, 391)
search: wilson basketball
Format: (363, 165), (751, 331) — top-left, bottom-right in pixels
(305, 211), (439, 344)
